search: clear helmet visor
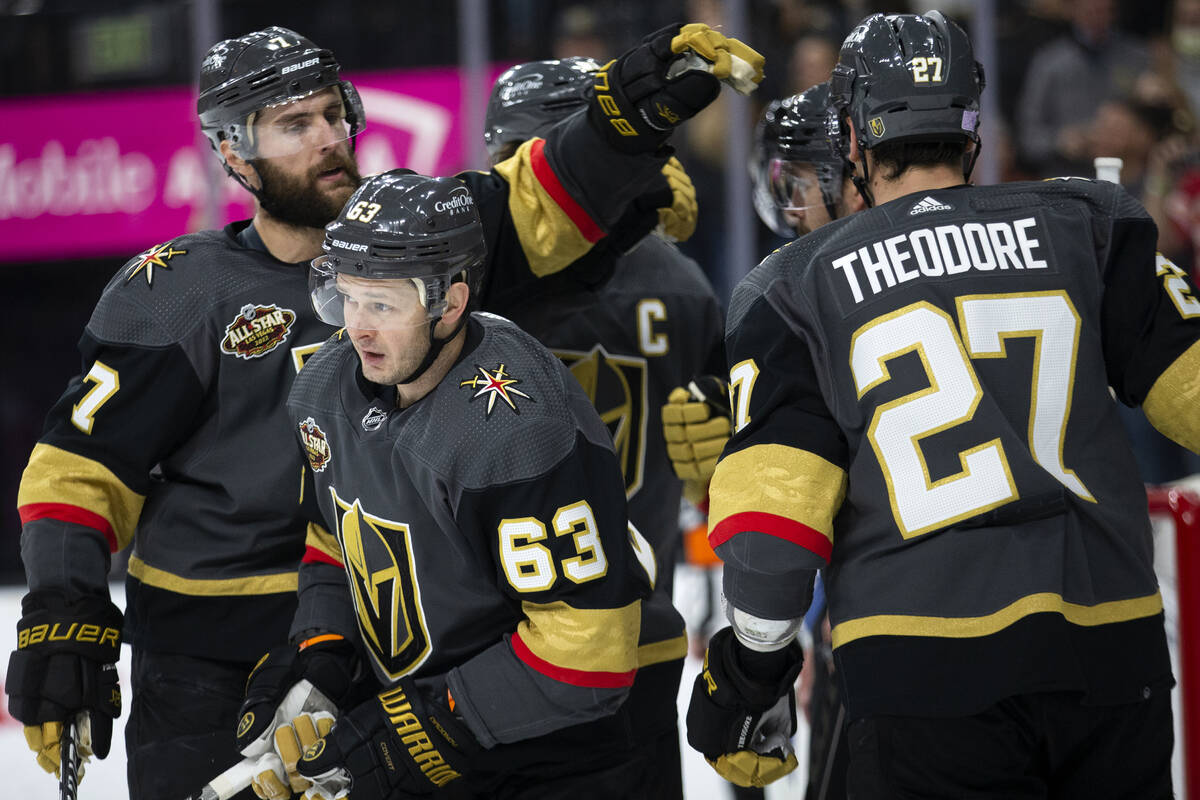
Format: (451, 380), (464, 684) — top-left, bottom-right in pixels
(768, 158), (841, 213)
(309, 257), (445, 330)
(242, 85), (364, 160)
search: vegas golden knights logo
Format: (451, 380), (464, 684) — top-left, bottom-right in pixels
(331, 491), (431, 679)
(555, 344), (647, 499)
(869, 117), (885, 138)
(221, 303), (296, 359)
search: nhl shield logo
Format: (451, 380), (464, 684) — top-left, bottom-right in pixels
(361, 406), (387, 432)
(299, 417), (331, 472)
(869, 117), (885, 138)
(221, 303), (297, 360)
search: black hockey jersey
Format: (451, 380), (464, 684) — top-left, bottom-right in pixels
(710, 178), (1200, 719)
(18, 224), (330, 659)
(287, 314), (656, 747)
(17, 107), (676, 663)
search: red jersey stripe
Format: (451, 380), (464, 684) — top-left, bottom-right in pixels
(529, 138), (604, 243)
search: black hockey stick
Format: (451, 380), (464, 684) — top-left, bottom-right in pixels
(181, 757), (256, 800)
(59, 720), (80, 800)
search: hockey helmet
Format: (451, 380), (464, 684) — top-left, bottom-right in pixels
(197, 26), (364, 162)
(830, 10), (983, 154)
(310, 170), (487, 330)
(751, 82), (849, 236)
(483, 57), (601, 161)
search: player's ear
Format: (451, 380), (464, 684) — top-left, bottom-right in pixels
(220, 140), (260, 188)
(436, 281), (470, 335)
(845, 119), (862, 165)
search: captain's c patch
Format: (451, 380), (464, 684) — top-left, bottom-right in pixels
(221, 303), (296, 359)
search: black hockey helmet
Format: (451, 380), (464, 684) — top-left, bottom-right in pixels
(197, 26), (364, 163)
(830, 10), (983, 153)
(752, 82), (849, 236)
(483, 57), (601, 161)
(310, 170), (486, 330)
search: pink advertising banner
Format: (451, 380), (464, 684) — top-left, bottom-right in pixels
(0, 65), (507, 262)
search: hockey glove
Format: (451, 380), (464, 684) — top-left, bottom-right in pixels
(663, 375), (732, 498)
(656, 156), (699, 242)
(235, 634), (367, 799)
(588, 22), (764, 154)
(296, 677), (479, 799)
(5, 590), (122, 781)
(686, 627), (805, 788)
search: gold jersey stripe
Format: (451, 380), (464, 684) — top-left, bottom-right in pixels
(1144, 339), (1200, 454)
(304, 522), (342, 562)
(493, 138), (598, 278)
(708, 444), (847, 542)
(517, 599), (641, 674)
(127, 555), (298, 596)
(18, 443), (145, 551)
(637, 633), (688, 667)
(831, 590), (1164, 649)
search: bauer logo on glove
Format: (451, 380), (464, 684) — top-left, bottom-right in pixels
(588, 22), (765, 153)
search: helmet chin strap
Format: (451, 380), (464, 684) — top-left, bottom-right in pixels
(393, 313), (468, 389)
(849, 148), (875, 209)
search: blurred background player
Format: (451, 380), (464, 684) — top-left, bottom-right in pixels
(6, 20), (764, 800)
(252, 169), (675, 799)
(688, 9), (1200, 797)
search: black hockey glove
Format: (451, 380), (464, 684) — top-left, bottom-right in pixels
(588, 22), (764, 154)
(686, 626), (804, 788)
(236, 635), (370, 799)
(297, 677), (480, 799)
(663, 375), (732, 500)
(5, 590), (122, 780)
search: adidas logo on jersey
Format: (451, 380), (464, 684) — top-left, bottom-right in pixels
(909, 196), (953, 215)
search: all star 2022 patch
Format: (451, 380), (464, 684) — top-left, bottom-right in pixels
(221, 303), (297, 359)
(299, 417), (331, 472)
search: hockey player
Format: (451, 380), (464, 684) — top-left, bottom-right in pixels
(665, 82), (866, 503)
(686, 9), (1200, 797)
(480, 57), (726, 795)
(261, 169), (674, 799)
(7, 27), (363, 798)
(7, 21), (763, 800)
(752, 82), (861, 239)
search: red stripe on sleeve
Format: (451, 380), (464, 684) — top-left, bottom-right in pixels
(302, 546), (343, 568)
(528, 138), (605, 243)
(510, 630), (636, 689)
(709, 511), (832, 562)
(18, 502), (118, 553)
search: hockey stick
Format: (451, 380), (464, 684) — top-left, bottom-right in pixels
(59, 720), (80, 800)
(181, 757), (257, 800)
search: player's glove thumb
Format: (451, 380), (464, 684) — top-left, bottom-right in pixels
(668, 23), (765, 95)
(588, 22), (762, 153)
(663, 376), (732, 484)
